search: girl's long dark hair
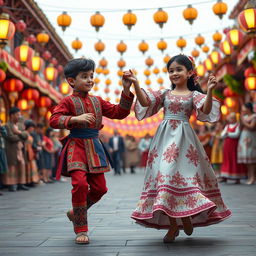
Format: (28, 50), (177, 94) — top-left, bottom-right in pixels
(167, 54), (204, 93)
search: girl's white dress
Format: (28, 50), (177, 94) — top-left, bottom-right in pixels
(131, 89), (231, 229)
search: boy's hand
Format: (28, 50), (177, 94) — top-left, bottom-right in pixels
(73, 113), (96, 124)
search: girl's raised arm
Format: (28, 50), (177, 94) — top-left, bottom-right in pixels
(123, 70), (150, 107)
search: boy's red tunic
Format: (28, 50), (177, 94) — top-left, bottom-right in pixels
(49, 90), (134, 179)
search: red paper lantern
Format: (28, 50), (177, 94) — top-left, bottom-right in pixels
(22, 89), (39, 100)
(245, 76), (256, 91)
(14, 41), (34, 66)
(244, 66), (256, 77)
(114, 89), (120, 95)
(223, 87), (236, 97)
(3, 78), (23, 92)
(26, 34), (36, 45)
(0, 69), (6, 82)
(37, 96), (52, 107)
(42, 50), (52, 60)
(50, 57), (58, 66)
(15, 20), (26, 32)
(17, 99), (28, 111)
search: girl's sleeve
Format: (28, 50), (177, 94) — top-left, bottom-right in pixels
(134, 89), (167, 120)
(192, 91), (220, 122)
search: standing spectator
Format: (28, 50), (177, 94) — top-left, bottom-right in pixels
(109, 129), (125, 175)
(32, 123), (44, 182)
(24, 120), (39, 186)
(2, 107), (29, 191)
(210, 122), (224, 177)
(125, 135), (140, 174)
(198, 125), (212, 160)
(220, 112), (247, 184)
(51, 129), (62, 180)
(238, 102), (256, 185)
(0, 120), (8, 195)
(41, 127), (54, 183)
(138, 133), (152, 169)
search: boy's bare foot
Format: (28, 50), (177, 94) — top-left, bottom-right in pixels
(75, 232), (90, 244)
(181, 216), (193, 236)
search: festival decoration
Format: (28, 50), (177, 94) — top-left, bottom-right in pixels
(57, 11), (72, 31)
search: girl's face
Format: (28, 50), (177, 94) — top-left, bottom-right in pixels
(241, 105), (249, 115)
(168, 61), (192, 87)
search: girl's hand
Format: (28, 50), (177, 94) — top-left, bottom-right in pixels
(122, 76), (132, 91)
(122, 70), (138, 84)
(207, 74), (218, 91)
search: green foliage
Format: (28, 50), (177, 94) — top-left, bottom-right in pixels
(223, 74), (243, 95)
(0, 62), (8, 72)
(212, 89), (224, 100)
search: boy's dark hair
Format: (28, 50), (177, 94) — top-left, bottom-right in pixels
(64, 58), (95, 79)
(167, 54), (204, 93)
(9, 107), (20, 116)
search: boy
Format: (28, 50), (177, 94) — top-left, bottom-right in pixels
(49, 58), (134, 244)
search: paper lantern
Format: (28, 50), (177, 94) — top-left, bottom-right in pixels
(212, 0), (228, 19)
(0, 69), (6, 82)
(22, 89), (39, 100)
(123, 10), (137, 30)
(238, 0), (256, 34)
(37, 96), (52, 107)
(57, 11), (72, 32)
(153, 8), (168, 28)
(94, 40), (105, 54)
(145, 57), (154, 67)
(0, 13), (16, 48)
(195, 34), (205, 47)
(60, 82), (70, 95)
(44, 64), (58, 81)
(245, 76), (256, 90)
(3, 78), (23, 92)
(36, 31), (49, 46)
(116, 40), (127, 55)
(226, 28), (244, 48)
(157, 39), (167, 52)
(90, 11), (105, 32)
(176, 37), (187, 51)
(71, 38), (82, 52)
(212, 31), (222, 43)
(138, 40), (149, 54)
(14, 41), (34, 66)
(183, 4), (198, 25)
(16, 20), (26, 32)
(17, 99), (28, 111)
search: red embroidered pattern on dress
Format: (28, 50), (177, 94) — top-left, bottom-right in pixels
(169, 120), (181, 130)
(169, 171), (188, 187)
(163, 142), (179, 163)
(155, 170), (165, 185)
(147, 147), (158, 168)
(192, 172), (203, 188)
(168, 97), (183, 114)
(186, 144), (200, 167)
(185, 195), (198, 208)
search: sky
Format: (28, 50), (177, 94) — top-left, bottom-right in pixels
(35, 0), (239, 101)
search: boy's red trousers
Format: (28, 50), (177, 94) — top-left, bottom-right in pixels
(70, 170), (108, 234)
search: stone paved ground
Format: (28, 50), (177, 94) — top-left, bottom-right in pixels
(0, 170), (256, 256)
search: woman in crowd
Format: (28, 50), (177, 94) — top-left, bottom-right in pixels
(238, 102), (256, 185)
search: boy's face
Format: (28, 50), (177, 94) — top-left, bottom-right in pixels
(67, 70), (94, 93)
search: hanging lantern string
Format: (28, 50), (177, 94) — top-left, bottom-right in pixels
(32, 0), (217, 13)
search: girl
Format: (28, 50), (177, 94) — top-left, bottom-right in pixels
(238, 102), (256, 185)
(123, 54), (231, 243)
(220, 112), (246, 184)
